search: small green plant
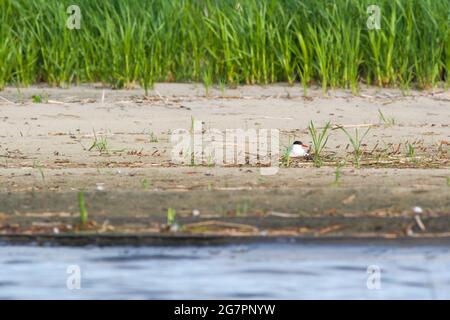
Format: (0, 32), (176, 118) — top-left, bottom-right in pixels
(446, 177), (450, 187)
(167, 208), (176, 226)
(190, 116), (195, 134)
(32, 95), (42, 103)
(141, 178), (150, 190)
(183, 146), (194, 165)
(333, 161), (344, 186)
(89, 130), (109, 153)
(189, 117), (196, 165)
(281, 147), (291, 167)
(236, 201), (249, 216)
(281, 135), (294, 167)
(218, 79), (226, 96)
(149, 131), (158, 143)
(15, 87), (24, 104)
(206, 154), (215, 167)
(378, 109), (395, 126)
(78, 191), (88, 226)
(308, 121), (331, 167)
(407, 143), (416, 162)
(33, 160), (45, 182)
(31, 92), (48, 104)
(339, 127), (371, 168)
(202, 69), (213, 96)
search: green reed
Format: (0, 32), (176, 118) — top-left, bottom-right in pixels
(0, 0), (448, 90)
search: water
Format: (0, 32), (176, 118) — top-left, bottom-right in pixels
(0, 243), (449, 299)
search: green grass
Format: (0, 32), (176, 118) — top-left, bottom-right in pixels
(31, 95), (42, 103)
(308, 121), (331, 167)
(378, 109), (396, 126)
(333, 161), (344, 186)
(407, 143), (416, 162)
(281, 147), (291, 167)
(32, 160), (45, 182)
(0, 0), (449, 90)
(339, 127), (371, 168)
(167, 208), (176, 226)
(141, 178), (150, 190)
(281, 135), (293, 167)
(31, 92), (48, 103)
(78, 191), (88, 226)
(88, 131), (109, 153)
(148, 131), (158, 143)
(236, 200), (250, 216)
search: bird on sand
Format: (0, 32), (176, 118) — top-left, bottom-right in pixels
(288, 141), (309, 158)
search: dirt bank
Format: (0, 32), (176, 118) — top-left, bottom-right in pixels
(0, 84), (448, 244)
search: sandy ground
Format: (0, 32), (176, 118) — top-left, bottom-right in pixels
(0, 84), (449, 243)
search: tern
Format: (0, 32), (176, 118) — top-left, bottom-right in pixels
(288, 141), (309, 158)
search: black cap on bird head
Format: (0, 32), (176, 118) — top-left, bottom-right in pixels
(293, 141), (309, 147)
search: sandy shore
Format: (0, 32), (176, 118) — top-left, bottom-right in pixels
(0, 84), (448, 244)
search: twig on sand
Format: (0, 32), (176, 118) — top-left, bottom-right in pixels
(154, 90), (169, 104)
(414, 215), (426, 231)
(332, 124), (377, 130)
(0, 96), (14, 104)
(316, 224), (343, 235)
(101, 89), (105, 105)
(267, 211), (299, 218)
(47, 99), (65, 105)
(262, 116), (294, 120)
(182, 220), (259, 233)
